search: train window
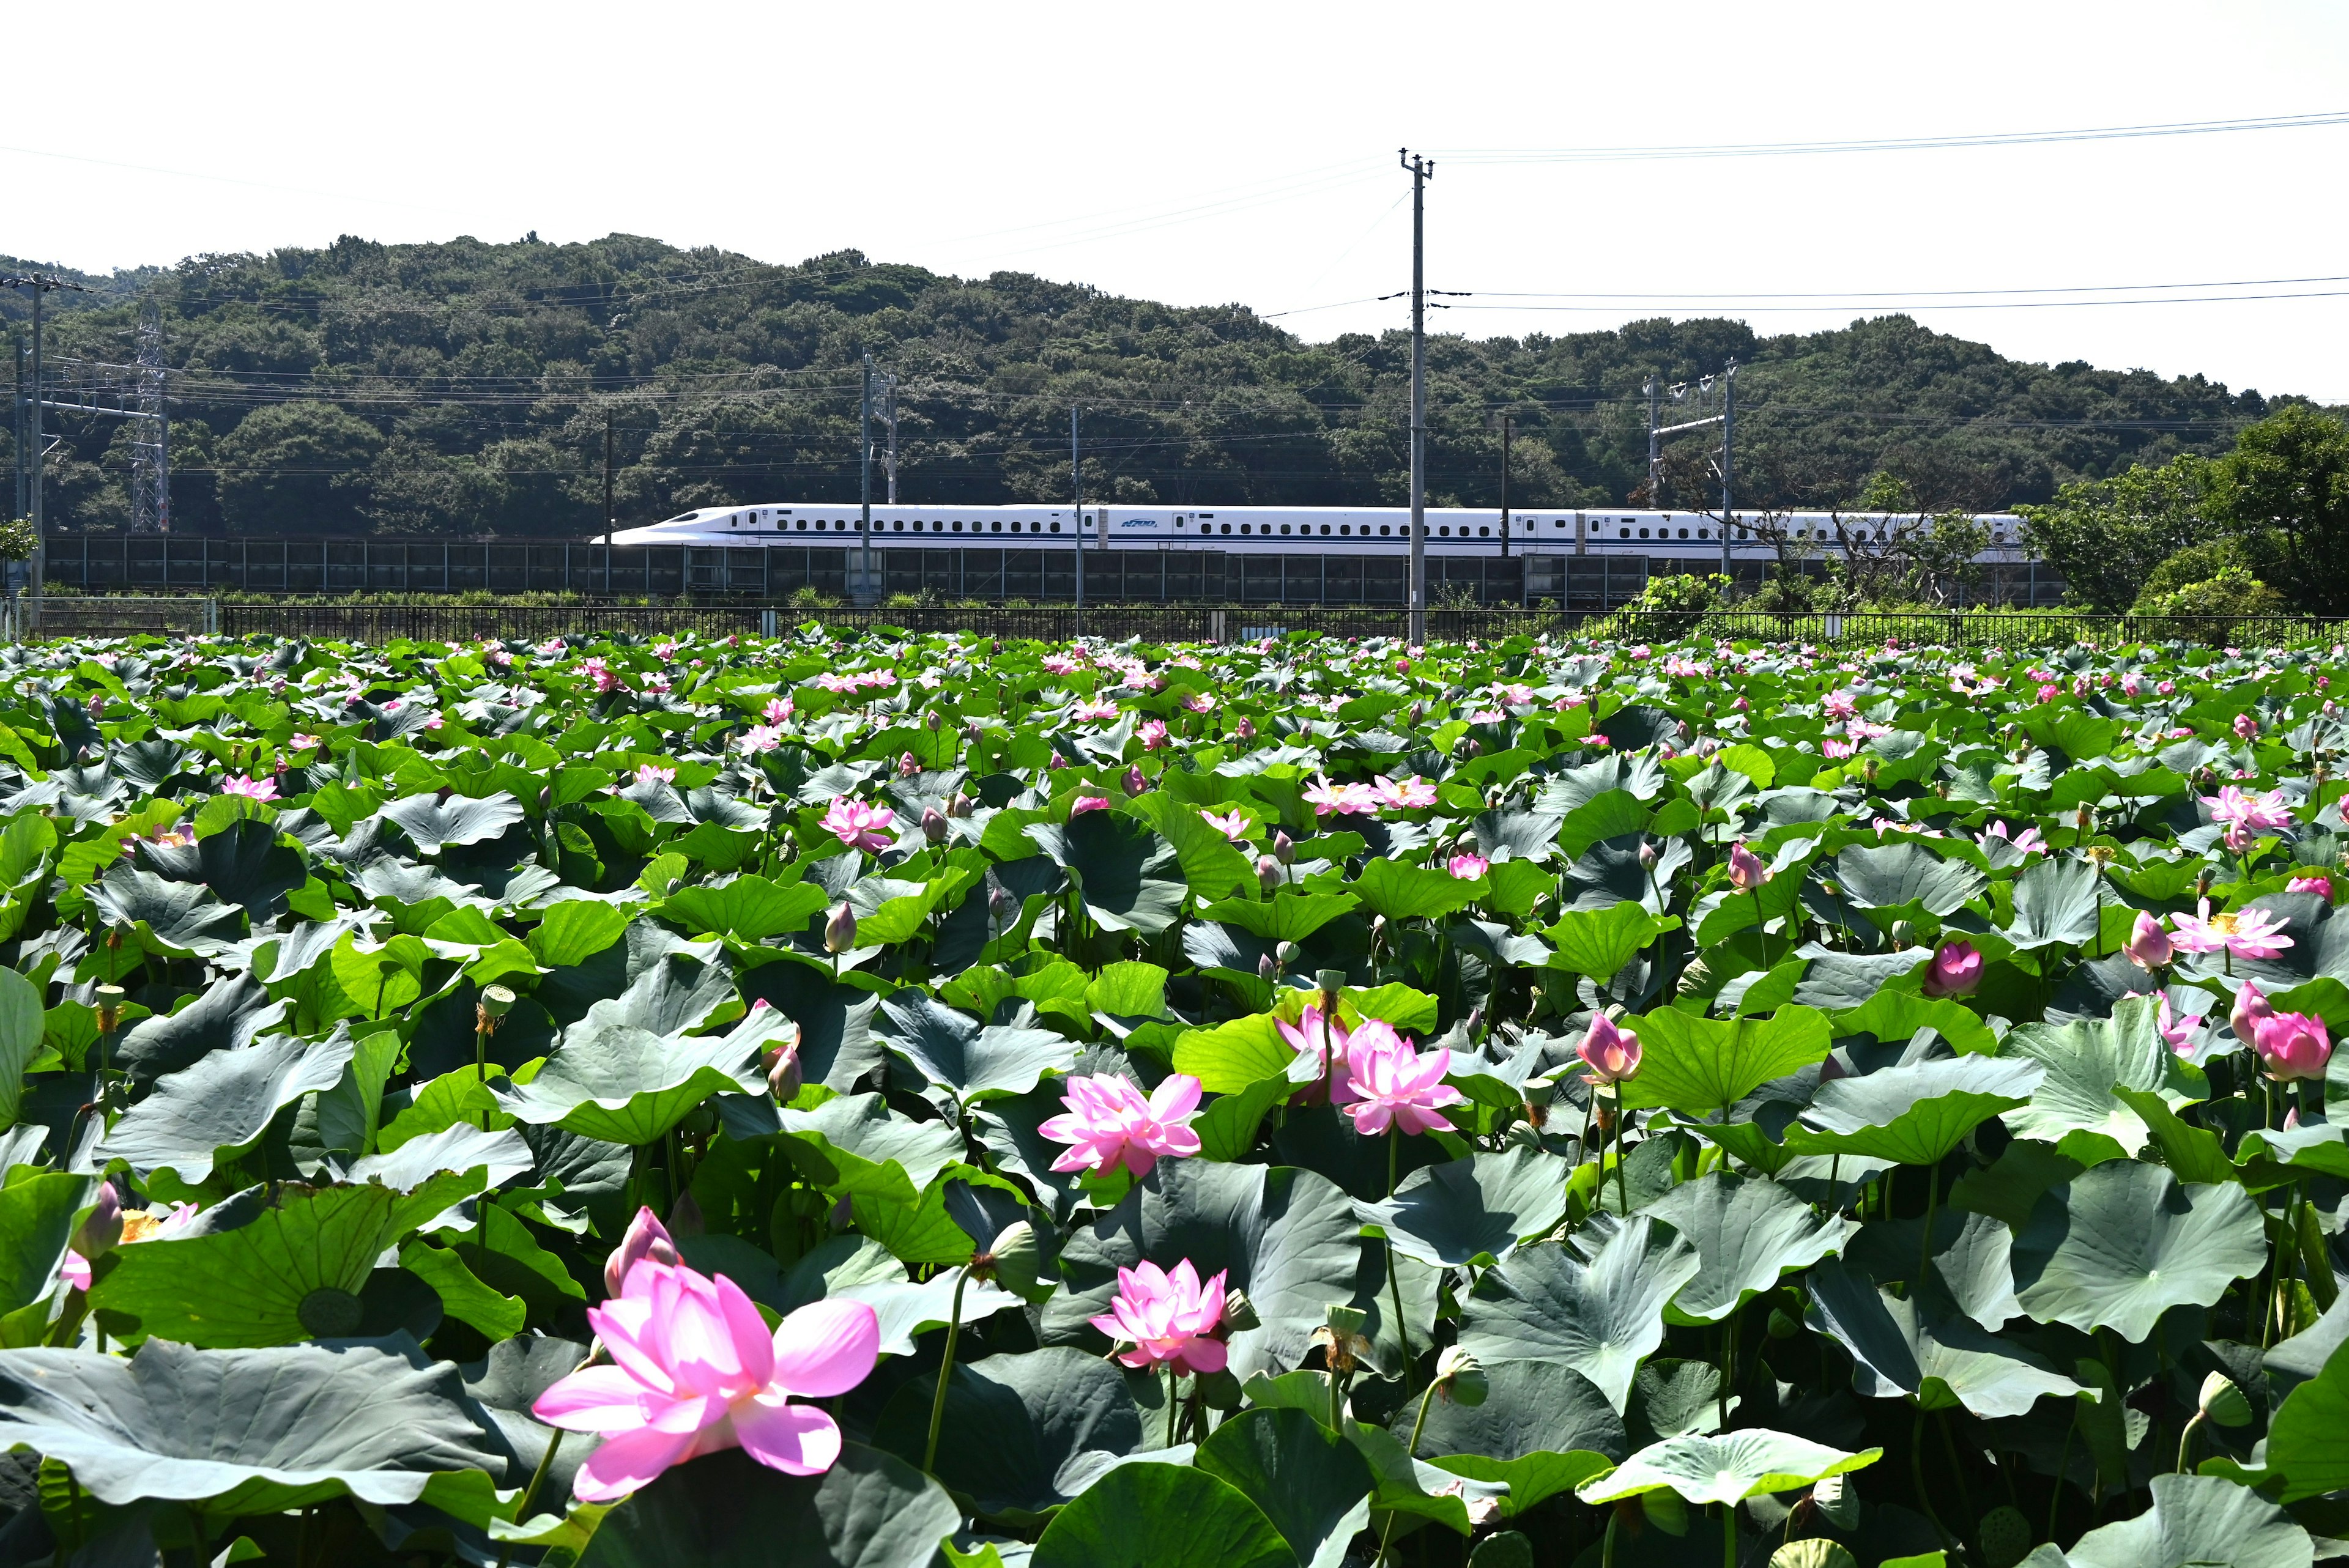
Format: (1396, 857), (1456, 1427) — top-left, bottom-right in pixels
(1339, 525), (1349, 536)
(1050, 521), (1061, 533)
(1677, 528), (1687, 539)
(1619, 528), (1630, 538)
(1280, 524), (1291, 536)
(1638, 528), (1649, 539)
(1175, 517), (1187, 528)
(1478, 527), (1489, 537)
(989, 522), (1000, 533)
(1698, 529), (1709, 539)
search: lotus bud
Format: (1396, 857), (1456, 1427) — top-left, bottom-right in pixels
(1273, 830), (1295, 865)
(603, 1205), (681, 1296)
(1726, 841), (1768, 890)
(2124, 911), (2173, 970)
(765, 1038), (803, 1100)
(1464, 738), (1483, 759)
(73, 1181), (124, 1260)
(666, 1188), (705, 1238)
(1257, 854), (1281, 895)
(2231, 978), (2274, 1042)
(1464, 1004), (1484, 1037)
(1236, 716), (1256, 741)
(2199, 1371), (2253, 1428)
(982, 1221), (1054, 1303)
(1921, 938), (1983, 999)
(922, 807), (948, 844)
(1276, 941), (1298, 972)
(897, 751), (920, 779)
(1123, 764), (1148, 797)
(926, 709), (942, 731)
(1258, 951), (1278, 983)
(1638, 840), (1658, 870)
(1434, 1345), (1488, 1407)
(947, 790), (973, 818)
(989, 883), (1015, 923)
(823, 901), (858, 954)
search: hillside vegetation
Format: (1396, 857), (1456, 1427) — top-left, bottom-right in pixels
(0, 235), (2306, 538)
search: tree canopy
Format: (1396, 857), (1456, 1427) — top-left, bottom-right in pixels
(0, 235), (2317, 538)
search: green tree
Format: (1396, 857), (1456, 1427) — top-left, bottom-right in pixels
(2018, 456), (2212, 612)
(215, 402), (384, 534)
(2206, 404), (2349, 614)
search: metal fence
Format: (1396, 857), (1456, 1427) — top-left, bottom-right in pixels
(215, 601), (766, 644)
(19, 596), (219, 639)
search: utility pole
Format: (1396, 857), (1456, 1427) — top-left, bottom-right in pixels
(1401, 149), (1433, 645)
(10, 334), (23, 526)
(857, 352), (875, 605)
(3, 273), (92, 623)
(1497, 412), (1512, 559)
(602, 409), (615, 597)
(1071, 404), (1083, 632)
(883, 374), (898, 505)
(1645, 376), (1662, 507)
(1718, 360), (1737, 579)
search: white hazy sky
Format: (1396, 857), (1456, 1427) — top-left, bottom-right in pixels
(15, 0), (2349, 401)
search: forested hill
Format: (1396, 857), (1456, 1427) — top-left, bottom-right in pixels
(0, 235), (2309, 537)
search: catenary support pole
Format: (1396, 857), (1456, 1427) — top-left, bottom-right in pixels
(1401, 149), (1433, 645)
(1498, 412), (1511, 560)
(1719, 360), (1737, 579)
(858, 352), (874, 605)
(602, 410), (614, 597)
(1071, 404), (1083, 634)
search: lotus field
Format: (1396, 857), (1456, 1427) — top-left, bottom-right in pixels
(0, 625), (2347, 1568)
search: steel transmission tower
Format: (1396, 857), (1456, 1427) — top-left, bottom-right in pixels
(130, 298), (170, 534)
(1400, 149), (1434, 646)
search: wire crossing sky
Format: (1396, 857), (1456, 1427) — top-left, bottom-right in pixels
(13, 0), (2349, 401)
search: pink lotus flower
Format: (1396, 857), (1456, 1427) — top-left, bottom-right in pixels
(582, 657), (622, 695)
(1305, 776), (1382, 817)
(1395, 658), (1412, 675)
(1921, 939), (1983, 998)
(2208, 785), (2293, 834)
(1041, 653), (1085, 676)
(1823, 690), (1858, 720)
(533, 1257), (878, 1502)
(2036, 684), (2061, 704)
(1447, 852), (1489, 880)
(1726, 842), (1769, 890)
(740, 724), (783, 754)
(220, 775), (278, 802)
(2121, 673), (2143, 697)
(1375, 775), (1439, 810)
(2148, 993), (2197, 1056)
(2231, 979), (2274, 1043)
(820, 799), (896, 853)
(290, 733), (321, 750)
(604, 1205), (683, 1298)
(2255, 1011), (2332, 1082)
(1039, 1073), (1204, 1177)
(1340, 1021), (1464, 1136)
(634, 763), (677, 786)
(1122, 765), (1149, 797)
(2158, 679), (2176, 696)
(762, 697), (793, 723)
(2234, 712), (2260, 740)
(1182, 690), (1217, 715)
(1577, 1015), (1641, 1087)
(1089, 1259), (1229, 1374)
(1200, 807), (1252, 843)
(897, 751), (921, 778)
(2170, 900), (2294, 961)
(1277, 1005), (1355, 1101)
(1075, 699), (1120, 723)
(1823, 739), (1855, 760)
(1071, 794), (1111, 815)
(1139, 719), (1170, 751)
(2290, 874), (2335, 899)
(2124, 911), (2174, 970)
(1235, 717), (1257, 741)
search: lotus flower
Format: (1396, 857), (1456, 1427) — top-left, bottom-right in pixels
(2234, 712), (2260, 740)
(1277, 1005), (1354, 1102)
(1340, 1021), (1464, 1136)
(2254, 1011), (2332, 1081)
(220, 774), (278, 802)
(1577, 1015), (1641, 1087)
(2124, 911), (2175, 971)
(1824, 690), (1857, 720)
(2230, 978), (2274, 1043)
(1089, 1259), (1229, 1374)
(604, 1205), (683, 1298)
(1200, 807), (1252, 843)
(2170, 900), (2294, 961)
(533, 1257), (879, 1501)
(1039, 1073), (1203, 1177)
(1984, 821), (2045, 856)
(1139, 719), (1170, 751)
(2154, 993), (2197, 1057)
(1726, 842), (1769, 890)
(762, 697), (793, 723)
(1376, 775), (1439, 810)
(1304, 775), (1382, 816)
(2206, 785), (2292, 834)
(290, 733), (321, 750)
(1921, 939), (1983, 998)
(633, 763), (677, 785)
(1447, 852), (1490, 880)
(2289, 874), (2335, 899)
(1071, 794), (1110, 815)
(740, 724), (783, 753)
(820, 799), (896, 852)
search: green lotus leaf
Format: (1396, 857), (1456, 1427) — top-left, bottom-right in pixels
(87, 864), (245, 959)
(1197, 1406), (1376, 1568)
(378, 790), (526, 854)
(1804, 1261), (2083, 1418)
(499, 1005), (785, 1145)
(1030, 1462), (1291, 1568)
(90, 1177), (481, 1348)
(875, 991), (1075, 1107)
(661, 873), (830, 941)
(2011, 1161), (2266, 1343)
(872, 1347), (1148, 1521)
(1047, 1159), (1406, 1385)
(1458, 1215), (1701, 1413)
(1354, 1148), (1570, 1269)
(1575, 1429), (1882, 1507)
(2021, 1473), (2312, 1568)
(1835, 841), (1986, 916)
(0, 1171), (95, 1314)
(1644, 1172), (1857, 1325)
(2214, 1337), (2349, 1503)
(1543, 901), (1671, 979)
(0, 967), (42, 1128)
(2008, 854), (2104, 948)
(1025, 813), (1188, 935)
(2001, 996), (2205, 1164)
(579, 1443), (962, 1568)
(1197, 893), (1361, 945)
(1353, 858), (1485, 922)
(1616, 1005), (1833, 1118)
(0, 1336), (506, 1515)
(142, 817), (308, 918)
(1783, 1056), (2043, 1167)
(524, 898), (633, 968)
(96, 1031), (356, 1182)
(1411, 1360), (1624, 1514)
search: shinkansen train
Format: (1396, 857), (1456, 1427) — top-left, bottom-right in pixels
(609, 505), (2029, 562)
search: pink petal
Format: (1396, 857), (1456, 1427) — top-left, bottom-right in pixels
(770, 1299), (879, 1399)
(1150, 1075), (1203, 1121)
(1174, 1336), (1229, 1375)
(733, 1395), (842, 1477)
(533, 1364), (657, 1433)
(714, 1273), (776, 1388)
(570, 1424), (698, 1503)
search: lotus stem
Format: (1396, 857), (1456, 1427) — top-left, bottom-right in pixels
(1918, 1158), (1940, 1292)
(922, 1266), (969, 1473)
(2176, 1410), (2205, 1476)
(2049, 1412), (2077, 1544)
(1601, 1508), (1619, 1568)
(1614, 1095), (1631, 1217)
(492, 1426), (568, 1568)
(1167, 1364), (1178, 1448)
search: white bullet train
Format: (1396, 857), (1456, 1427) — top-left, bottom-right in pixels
(609, 503), (2031, 563)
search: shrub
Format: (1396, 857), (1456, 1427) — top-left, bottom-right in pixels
(2134, 564), (2282, 619)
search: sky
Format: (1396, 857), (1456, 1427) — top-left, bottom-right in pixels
(13, 0), (2349, 401)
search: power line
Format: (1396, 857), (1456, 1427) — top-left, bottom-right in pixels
(1435, 109), (2349, 164)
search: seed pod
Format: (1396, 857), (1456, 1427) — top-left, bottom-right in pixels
(2199, 1370), (2253, 1427)
(984, 1221), (1054, 1303)
(1219, 1289), (1262, 1333)
(1434, 1345), (1488, 1407)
